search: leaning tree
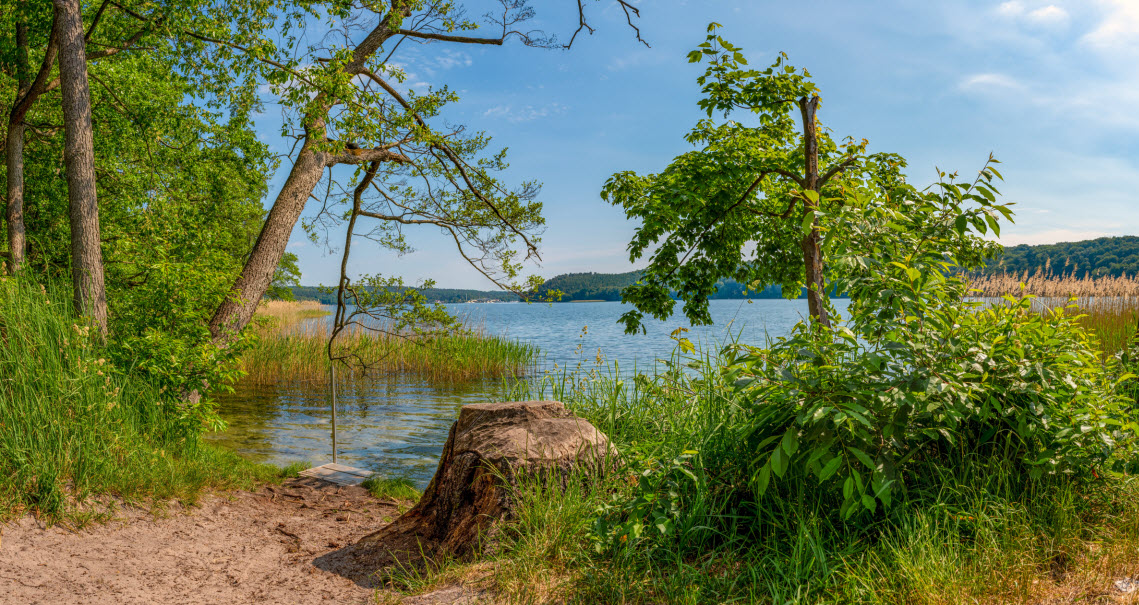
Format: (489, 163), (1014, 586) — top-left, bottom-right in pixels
(187, 0), (648, 345)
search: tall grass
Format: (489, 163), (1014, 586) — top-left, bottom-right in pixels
(970, 269), (1139, 354)
(239, 301), (540, 385)
(472, 345), (1139, 603)
(0, 277), (288, 522)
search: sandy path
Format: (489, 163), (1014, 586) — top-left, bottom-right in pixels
(0, 477), (424, 604)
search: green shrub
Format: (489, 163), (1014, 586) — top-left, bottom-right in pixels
(0, 277), (277, 521)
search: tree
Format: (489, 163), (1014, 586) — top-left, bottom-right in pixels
(53, 0), (108, 335)
(604, 25), (886, 333)
(1, 0), (276, 396)
(202, 0), (646, 344)
(3, 0), (153, 275)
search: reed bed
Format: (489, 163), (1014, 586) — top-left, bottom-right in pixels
(968, 269), (1139, 354)
(255, 299), (331, 324)
(239, 300), (540, 385)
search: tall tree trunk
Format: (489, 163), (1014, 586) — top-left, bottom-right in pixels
(54, 0), (108, 337)
(6, 13), (30, 274)
(207, 11), (407, 344)
(798, 95), (830, 329)
(208, 140), (327, 341)
(5, 123), (25, 275)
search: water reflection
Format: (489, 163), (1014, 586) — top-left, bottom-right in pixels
(208, 378), (505, 485)
(208, 298), (850, 487)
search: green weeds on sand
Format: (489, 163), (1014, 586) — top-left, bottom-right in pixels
(0, 278), (289, 523)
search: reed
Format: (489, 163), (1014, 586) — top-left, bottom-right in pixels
(0, 277), (287, 522)
(239, 301), (540, 385)
(968, 269), (1139, 354)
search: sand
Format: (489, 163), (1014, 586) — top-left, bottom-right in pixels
(0, 477), (483, 604)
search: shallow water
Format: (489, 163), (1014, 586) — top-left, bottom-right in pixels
(208, 298), (850, 487)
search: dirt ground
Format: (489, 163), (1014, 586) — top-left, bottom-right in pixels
(0, 477), (486, 605)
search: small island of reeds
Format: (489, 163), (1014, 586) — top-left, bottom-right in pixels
(238, 300), (540, 385)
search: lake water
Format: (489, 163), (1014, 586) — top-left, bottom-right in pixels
(208, 298), (849, 485)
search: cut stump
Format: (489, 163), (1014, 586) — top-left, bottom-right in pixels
(357, 400), (614, 559)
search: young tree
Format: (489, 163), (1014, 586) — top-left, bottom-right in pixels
(604, 25), (880, 333)
(53, 0), (108, 334)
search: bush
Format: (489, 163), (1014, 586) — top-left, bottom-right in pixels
(0, 277), (276, 521)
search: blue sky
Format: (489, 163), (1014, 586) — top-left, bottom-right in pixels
(257, 0), (1139, 290)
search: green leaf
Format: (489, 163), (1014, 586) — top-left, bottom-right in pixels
(771, 445), (789, 478)
(819, 456), (843, 481)
(849, 447), (875, 471)
(781, 427), (799, 457)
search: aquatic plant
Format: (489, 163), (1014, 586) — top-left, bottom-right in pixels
(969, 269), (1139, 354)
(238, 300), (540, 385)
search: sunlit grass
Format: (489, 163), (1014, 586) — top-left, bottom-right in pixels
(239, 300), (540, 385)
(361, 475), (421, 503)
(450, 344), (1139, 604)
(0, 277), (290, 523)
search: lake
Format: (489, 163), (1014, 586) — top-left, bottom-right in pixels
(208, 298), (849, 485)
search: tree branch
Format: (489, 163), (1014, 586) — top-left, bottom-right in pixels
(325, 147), (412, 166)
(819, 156), (858, 188)
(397, 29), (504, 45)
(772, 168), (806, 190)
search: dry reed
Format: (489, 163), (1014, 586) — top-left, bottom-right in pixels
(239, 300), (539, 385)
(967, 268), (1139, 354)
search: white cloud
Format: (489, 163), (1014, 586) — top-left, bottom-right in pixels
(1026, 5), (1068, 24)
(1082, 0), (1139, 53)
(482, 103), (567, 123)
(436, 49), (473, 70)
(997, 1), (1025, 17)
(995, 2), (1068, 27)
(958, 72), (1026, 92)
(997, 228), (1122, 246)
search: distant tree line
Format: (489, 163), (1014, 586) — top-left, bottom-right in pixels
(282, 237), (1139, 305)
(984, 236), (1139, 277)
(287, 285), (517, 305)
(532, 271), (845, 302)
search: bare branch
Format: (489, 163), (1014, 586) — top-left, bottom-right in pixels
(397, 29), (504, 45)
(772, 168), (806, 190)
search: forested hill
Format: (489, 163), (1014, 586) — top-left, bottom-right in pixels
(288, 237), (1139, 303)
(533, 271), (801, 301)
(288, 285), (517, 304)
(986, 236), (1139, 277)
(534, 271), (642, 301)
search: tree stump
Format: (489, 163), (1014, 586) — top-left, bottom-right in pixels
(357, 400), (614, 559)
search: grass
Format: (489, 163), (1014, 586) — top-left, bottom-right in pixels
(239, 300), (541, 385)
(0, 277), (293, 523)
(970, 269), (1139, 354)
(361, 475), (421, 503)
(400, 341), (1139, 604)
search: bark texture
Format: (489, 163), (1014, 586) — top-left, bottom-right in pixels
(5, 123), (25, 274)
(208, 140), (328, 340)
(798, 95), (830, 329)
(208, 10), (410, 343)
(54, 0), (108, 336)
(356, 401), (614, 561)
(6, 12), (30, 274)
